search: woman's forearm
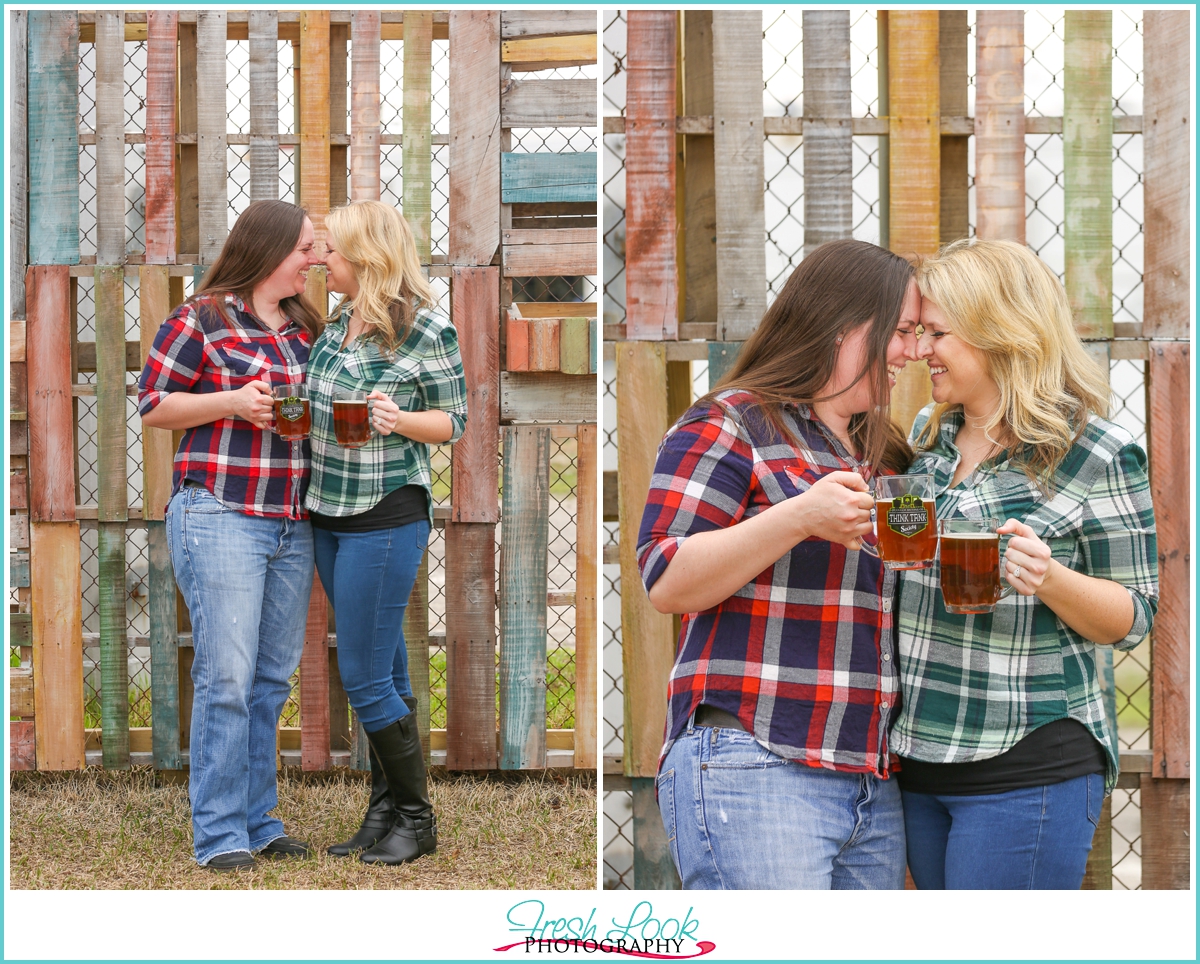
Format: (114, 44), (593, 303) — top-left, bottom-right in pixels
(140, 391), (236, 430)
(1034, 561), (1137, 645)
(395, 409), (454, 444)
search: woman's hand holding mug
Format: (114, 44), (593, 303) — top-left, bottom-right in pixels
(789, 471), (875, 550)
(366, 389), (401, 436)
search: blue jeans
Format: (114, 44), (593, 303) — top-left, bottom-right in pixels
(902, 773), (1104, 889)
(312, 520), (429, 733)
(657, 723), (907, 889)
(166, 485), (313, 866)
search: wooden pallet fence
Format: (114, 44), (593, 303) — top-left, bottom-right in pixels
(12, 9), (598, 776)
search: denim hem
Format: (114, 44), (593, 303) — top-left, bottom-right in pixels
(250, 832), (288, 854)
(197, 848), (252, 867)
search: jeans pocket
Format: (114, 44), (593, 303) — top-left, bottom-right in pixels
(655, 768), (681, 872)
(415, 519), (430, 552)
(1085, 773), (1104, 830)
(704, 729), (787, 770)
(185, 487), (230, 515)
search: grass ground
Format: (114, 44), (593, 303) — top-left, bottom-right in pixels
(9, 767), (595, 890)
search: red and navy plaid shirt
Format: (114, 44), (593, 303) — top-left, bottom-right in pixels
(637, 390), (900, 778)
(137, 293), (312, 518)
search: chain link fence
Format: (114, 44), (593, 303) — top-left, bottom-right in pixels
(603, 9), (1150, 890)
(67, 29), (594, 758)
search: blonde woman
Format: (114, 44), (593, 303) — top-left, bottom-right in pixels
(306, 201), (468, 864)
(893, 239), (1158, 889)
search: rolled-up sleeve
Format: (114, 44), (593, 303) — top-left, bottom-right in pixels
(418, 323), (468, 442)
(636, 404), (754, 593)
(1078, 442), (1159, 651)
(137, 305), (205, 415)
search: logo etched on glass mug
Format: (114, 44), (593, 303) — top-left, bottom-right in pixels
(271, 383), (310, 440)
(860, 474), (937, 570)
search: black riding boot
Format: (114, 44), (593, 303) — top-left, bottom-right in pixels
(360, 711), (436, 865)
(327, 744), (394, 856)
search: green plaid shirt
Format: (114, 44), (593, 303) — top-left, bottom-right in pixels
(304, 304), (467, 523)
(892, 405), (1158, 792)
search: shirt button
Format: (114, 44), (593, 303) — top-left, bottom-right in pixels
(882, 599), (892, 613)
(882, 653), (891, 662)
(880, 701), (889, 710)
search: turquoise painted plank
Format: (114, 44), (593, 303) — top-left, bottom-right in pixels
(501, 152), (596, 204)
(707, 341), (743, 389)
(147, 521), (181, 769)
(499, 425), (550, 770)
(98, 522), (130, 769)
(11, 553), (30, 588)
(27, 11), (79, 265)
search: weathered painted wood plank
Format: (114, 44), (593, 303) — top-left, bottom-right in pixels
(177, 22), (199, 259)
(11, 512), (30, 550)
(11, 667), (34, 717)
(500, 79), (597, 127)
(707, 341), (743, 389)
(449, 11), (501, 266)
(515, 301), (597, 319)
(1143, 12), (1190, 339)
(301, 11), (331, 253)
(502, 34), (596, 71)
(301, 569), (331, 770)
(404, 549), (432, 761)
(95, 11), (126, 265)
(30, 521), (86, 769)
(501, 12), (597, 41)
(574, 423), (598, 770)
(615, 342), (676, 777)
(1140, 776), (1190, 889)
(450, 267), (500, 523)
(1063, 11), (1112, 339)
(11, 613), (33, 647)
(711, 11), (766, 341)
(506, 312), (530, 371)
(682, 12), (716, 330)
(329, 23), (348, 210)
(10, 9), (29, 316)
(632, 777), (682, 888)
(974, 12), (1025, 243)
(939, 11), (969, 244)
(589, 317), (597, 373)
(1148, 343), (1189, 778)
(196, 11), (228, 264)
(350, 12), (381, 202)
(802, 12), (852, 256)
(12, 357), (28, 417)
(144, 12), (178, 262)
(139, 266), (174, 520)
(528, 319), (560, 371)
(887, 11), (939, 435)
(26, 267), (75, 522)
(444, 522), (498, 770)
(403, 10), (433, 262)
(95, 267), (127, 522)
(27, 11), (80, 265)
(10, 469), (29, 512)
(499, 426), (550, 769)
(503, 243), (597, 278)
(147, 519), (180, 769)
(12, 552), (31, 588)
(248, 10), (279, 203)
(625, 12), (678, 341)
(559, 317), (590, 376)
(500, 372), (596, 424)
(500, 152), (597, 205)
(11, 722), (36, 771)
(98, 521), (130, 768)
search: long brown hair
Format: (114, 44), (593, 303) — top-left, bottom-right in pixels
(191, 200), (323, 338)
(703, 238), (914, 473)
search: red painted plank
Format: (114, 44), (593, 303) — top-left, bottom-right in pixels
(25, 267), (75, 522)
(529, 318), (560, 371)
(10, 721), (36, 771)
(624, 12), (678, 341)
(506, 312), (530, 371)
(144, 12), (178, 264)
(450, 266), (500, 524)
(300, 568), (331, 770)
(1149, 343), (1190, 779)
(444, 521), (497, 770)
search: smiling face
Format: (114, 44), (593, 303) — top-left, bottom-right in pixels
(323, 233), (360, 299)
(887, 279), (922, 389)
(258, 217), (318, 302)
(917, 296), (1001, 414)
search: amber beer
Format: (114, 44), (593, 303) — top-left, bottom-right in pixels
(872, 474), (936, 570)
(938, 519), (1015, 614)
(333, 391), (373, 448)
(272, 384), (310, 441)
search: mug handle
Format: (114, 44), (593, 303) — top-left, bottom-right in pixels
(366, 398), (377, 437)
(853, 475), (880, 557)
(997, 533), (1017, 599)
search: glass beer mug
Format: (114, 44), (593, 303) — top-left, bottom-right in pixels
(938, 518), (1016, 614)
(861, 473), (937, 570)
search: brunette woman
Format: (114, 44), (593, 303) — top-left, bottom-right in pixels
(637, 239), (921, 889)
(306, 201), (468, 865)
(893, 239), (1158, 889)
(138, 200), (323, 870)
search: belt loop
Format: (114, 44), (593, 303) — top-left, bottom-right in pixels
(686, 707), (696, 735)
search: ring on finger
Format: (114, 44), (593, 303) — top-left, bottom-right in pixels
(1012, 564), (1022, 580)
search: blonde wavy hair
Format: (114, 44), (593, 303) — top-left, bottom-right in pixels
(325, 201), (436, 355)
(914, 238), (1111, 485)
